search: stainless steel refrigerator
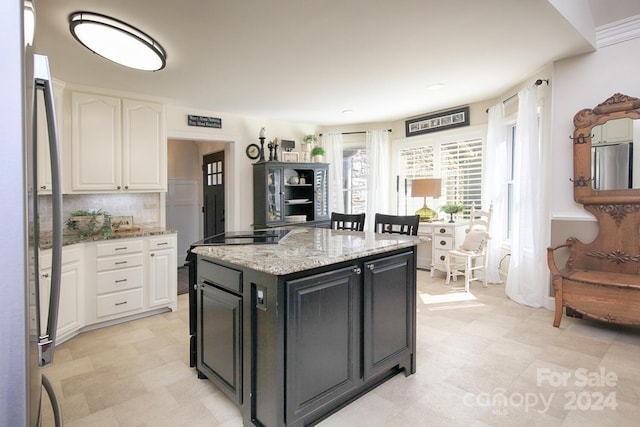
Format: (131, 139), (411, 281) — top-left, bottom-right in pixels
(1, 1), (63, 425)
(591, 142), (633, 190)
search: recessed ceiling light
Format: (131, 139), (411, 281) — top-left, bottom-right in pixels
(342, 109), (354, 114)
(427, 83), (445, 90)
(69, 11), (166, 71)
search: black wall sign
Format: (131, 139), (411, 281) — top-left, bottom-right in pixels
(188, 115), (222, 129)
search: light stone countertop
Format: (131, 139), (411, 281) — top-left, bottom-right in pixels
(191, 227), (425, 276)
(39, 227), (176, 249)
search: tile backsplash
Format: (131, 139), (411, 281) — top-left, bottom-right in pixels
(39, 193), (161, 231)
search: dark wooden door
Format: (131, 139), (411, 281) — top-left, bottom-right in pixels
(363, 251), (415, 380)
(285, 265), (360, 423)
(197, 279), (242, 404)
(203, 151), (225, 237)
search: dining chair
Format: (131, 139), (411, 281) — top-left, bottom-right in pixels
(330, 212), (366, 231)
(444, 203), (493, 292)
(373, 214), (420, 236)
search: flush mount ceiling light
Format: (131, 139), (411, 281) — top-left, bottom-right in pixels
(24, 0), (36, 46)
(427, 83), (445, 90)
(69, 11), (166, 71)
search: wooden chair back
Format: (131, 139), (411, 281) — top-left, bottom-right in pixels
(374, 214), (420, 236)
(330, 212), (366, 231)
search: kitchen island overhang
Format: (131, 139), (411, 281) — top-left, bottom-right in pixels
(190, 228), (423, 426)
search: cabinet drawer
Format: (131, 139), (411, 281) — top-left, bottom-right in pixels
(149, 235), (175, 250)
(433, 235), (454, 249)
(433, 226), (455, 236)
(433, 249), (449, 266)
(198, 259), (242, 294)
(96, 239), (143, 257)
(96, 288), (143, 318)
(97, 253), (143, 271)
(97, 266), (143, 294)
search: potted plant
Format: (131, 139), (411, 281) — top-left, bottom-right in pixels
(310, 145), (325, 163)
(65, 209), (112, 237)
(440, 204), (465, 223)
(303, 134), (317, 144)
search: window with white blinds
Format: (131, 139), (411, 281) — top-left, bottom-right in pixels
(396, 137), (483, 217)
(440, 138), (483, 213)
(397, 146), (436, 214)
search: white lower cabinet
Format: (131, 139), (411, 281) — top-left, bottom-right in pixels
(40, 234), (177, 342)
(86, 235), (177, 324)
(148, 235), (177, 310)
(94, 239), (145, 319)
(39, 245), (84, 344)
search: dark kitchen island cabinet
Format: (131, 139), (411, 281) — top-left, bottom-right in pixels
(191, 228), (421, 426)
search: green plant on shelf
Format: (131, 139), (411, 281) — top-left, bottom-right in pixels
(303, 134), (317, 144)
(65, 209), (112, 238)
(310, 146), (325, 157)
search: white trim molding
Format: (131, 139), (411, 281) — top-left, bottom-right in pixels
(550, 211), (596, 221)
(596, 14), (640, 48)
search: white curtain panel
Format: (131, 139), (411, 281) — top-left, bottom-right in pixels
(366, 130), (391, 231)
(322, 132), (345, 214)
(506, 85), (547, 307)
(483, 102), (507, 284)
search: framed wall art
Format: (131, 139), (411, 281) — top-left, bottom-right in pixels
(405, 106), (469, 137)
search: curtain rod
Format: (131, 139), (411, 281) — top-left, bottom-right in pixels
(485, 78), (548, 113)
(319, 129), (392, 137)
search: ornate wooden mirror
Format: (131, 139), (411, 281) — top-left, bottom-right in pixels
(572, 93), (640, 204)
(568, 92), (640, 276)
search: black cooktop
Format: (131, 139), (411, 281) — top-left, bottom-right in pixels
(191, 229), (291, 246)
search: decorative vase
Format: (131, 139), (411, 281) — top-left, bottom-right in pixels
(312, 155), (324, 163)
(448, 213), (455, 223)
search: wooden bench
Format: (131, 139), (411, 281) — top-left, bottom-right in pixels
(548, 237), (640, 327)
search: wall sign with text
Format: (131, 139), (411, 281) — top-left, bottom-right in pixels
(188, 115), (222, 128)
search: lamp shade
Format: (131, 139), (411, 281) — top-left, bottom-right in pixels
(69, 11), (166, 71)
(411, 178), (441, 198)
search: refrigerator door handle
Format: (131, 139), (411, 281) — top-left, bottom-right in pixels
(34, 54), (62, 367)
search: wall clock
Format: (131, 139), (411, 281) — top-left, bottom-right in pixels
(246, 143), (260, 160)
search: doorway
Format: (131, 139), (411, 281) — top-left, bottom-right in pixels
(203, 151), (225, 237)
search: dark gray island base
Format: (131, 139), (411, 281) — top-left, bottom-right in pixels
(191, 228), (420, 426)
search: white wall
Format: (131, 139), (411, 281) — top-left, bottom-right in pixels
(165, 104), (317, 230)
(550, 37), (640, 220)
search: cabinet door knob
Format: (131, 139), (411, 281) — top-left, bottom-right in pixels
(368, 264), (375, 271)
(439, 228), (446, 233)
(40, 185), (47, 190)
(353, 267), (361, 275)
(124, 186), (129, 190)
(440, 240), (446, 246)
(117, 186), (121, 190)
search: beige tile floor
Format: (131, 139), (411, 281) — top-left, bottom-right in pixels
(41, 270), (640, 426)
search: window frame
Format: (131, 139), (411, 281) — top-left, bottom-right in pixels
(391, 126), (487, 218)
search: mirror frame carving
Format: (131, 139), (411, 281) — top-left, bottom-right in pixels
(573, 93), (640, 204)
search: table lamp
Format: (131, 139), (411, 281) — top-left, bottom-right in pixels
(411, 178), (441, 221)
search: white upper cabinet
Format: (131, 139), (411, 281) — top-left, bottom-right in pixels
(70, 91), (166, 193)
(122, 99), (166, 191)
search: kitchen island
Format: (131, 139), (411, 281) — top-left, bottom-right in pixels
(190, 227), (421, 426)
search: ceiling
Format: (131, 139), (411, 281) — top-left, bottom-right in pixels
(34, 0), (639, 126)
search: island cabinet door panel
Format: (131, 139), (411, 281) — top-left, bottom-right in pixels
(285, 265), (360, 424)
(363, 251), (415, 380)
(197, 281), (242, 405)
